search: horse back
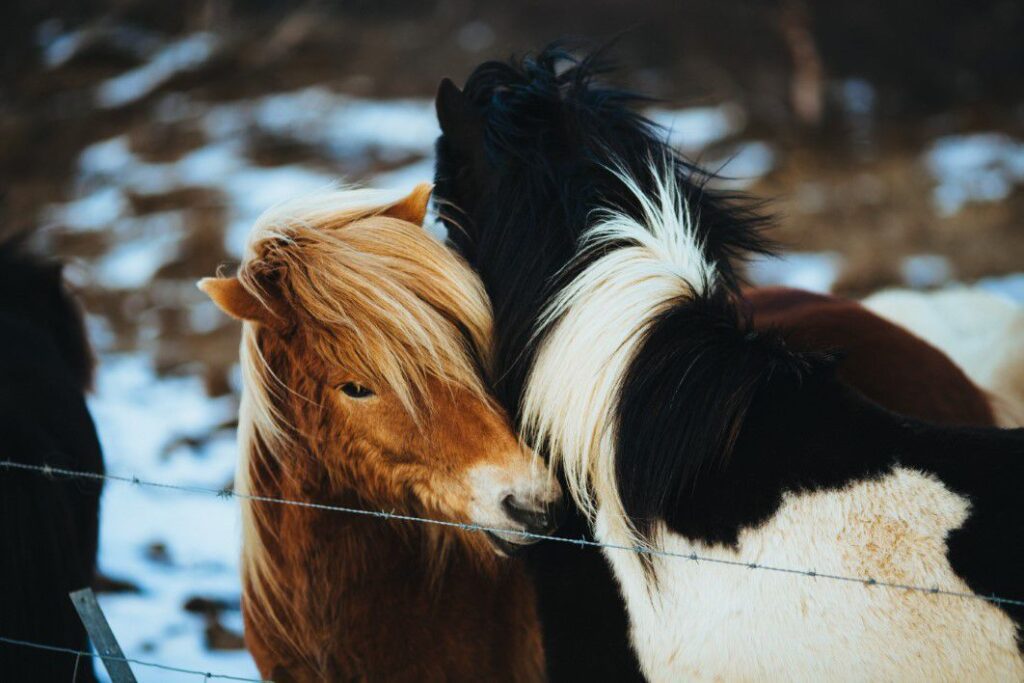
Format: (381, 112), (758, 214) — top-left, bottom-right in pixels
(743, 287), (996, 427)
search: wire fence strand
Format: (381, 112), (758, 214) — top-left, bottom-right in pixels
(3, 458), (1024, 610)
(0, 635), (269, 682)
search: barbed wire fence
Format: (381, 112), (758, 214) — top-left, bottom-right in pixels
(0, 635), (269, 682)
(3, 457), (1024, 680)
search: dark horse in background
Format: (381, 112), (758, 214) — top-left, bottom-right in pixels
(0, 237), (103, 681)
(434, 49), (1021, 679)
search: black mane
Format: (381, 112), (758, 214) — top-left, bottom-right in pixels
(435, 46), (773, 409)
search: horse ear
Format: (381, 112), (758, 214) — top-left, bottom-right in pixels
(382, 183), (433, 225)
(198, 276), (284, 328)
(436, 78), (481, 148)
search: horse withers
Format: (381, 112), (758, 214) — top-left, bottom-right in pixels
(200, 184), (560, 682)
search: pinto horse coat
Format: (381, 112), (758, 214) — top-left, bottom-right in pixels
(434, 48), (1022, 680)
(0, 239), (102, 681)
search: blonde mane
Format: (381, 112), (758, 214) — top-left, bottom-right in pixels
(234, 188), (497, 665)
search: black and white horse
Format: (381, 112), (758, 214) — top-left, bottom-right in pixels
(435, 49), (1024, 680)
(0, 237), (103, 681)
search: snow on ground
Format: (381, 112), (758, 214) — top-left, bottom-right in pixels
(90, 354), (257, 681)
(96, 33), (219, 109)
(925, 132), (1024, 216)
(747, 251), (844, 293)
(901, 254), (954, 289)
(647, 104), (742, 152)
(978, 272), (1024, 305)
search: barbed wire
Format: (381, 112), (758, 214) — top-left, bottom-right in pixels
(0, 635), (269, 682)
(3, 459), (1024, 609)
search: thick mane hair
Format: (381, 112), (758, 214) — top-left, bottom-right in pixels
(436, 46), (773, 409)
(234, 189), (501, 669)
(239, 188), (494, 433)
(520, 157), (840, 549)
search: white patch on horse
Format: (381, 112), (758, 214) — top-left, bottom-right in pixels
(598, 468), (1024, 682)
(521, 160), (714, 544)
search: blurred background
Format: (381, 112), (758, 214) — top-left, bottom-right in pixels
(2, 0), (1022, 678)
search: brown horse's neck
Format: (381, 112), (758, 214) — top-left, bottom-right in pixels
(242, 437), (545, 683)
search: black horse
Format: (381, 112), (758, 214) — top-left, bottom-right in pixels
(0, 236), (103, 681)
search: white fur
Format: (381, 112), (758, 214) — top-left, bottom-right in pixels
(863, 287), (1024, 427)
(602, 468), (1024, 681)
(521, 162), (714, 543)
(464, 460), (560, 544)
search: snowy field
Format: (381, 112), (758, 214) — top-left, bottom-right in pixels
(23, 29), (1024, 681)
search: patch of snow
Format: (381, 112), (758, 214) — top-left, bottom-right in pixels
(712, 141), (776, 188)
(221, 164), (339, 255)
(901, 254), (954, 289)
(977, 273), (1024, 306)
(371, 157), (436, 191)
(39, 22), (161, 70)
(65, 135), (338, 256)
(925, 133), (1024, 216)
(88, 353), (257, 681)
(188, 299), (228, 334)
(46, 186), (128, 232)
(93, 212), (186, 289)
(747, 251), (844, 294)
(40, 27), (86, 68)
(85, 314), (117, 352)
(646, 104), (743, 153)
(248, 88), (439, 157)
(840, 79), (875, 117)
(97, 33), (218, 109)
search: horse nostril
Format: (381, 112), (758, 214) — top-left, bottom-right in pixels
(502, 494), (555, 534)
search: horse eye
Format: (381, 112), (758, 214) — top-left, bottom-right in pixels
(340, 382), (374, 399)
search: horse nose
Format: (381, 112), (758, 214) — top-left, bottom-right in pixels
(502, 494), (560, 535)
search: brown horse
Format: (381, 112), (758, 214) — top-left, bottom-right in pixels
(742, 286), (998, 427)
(862, 286), (1024, 428)
(200, 184), (560, 682)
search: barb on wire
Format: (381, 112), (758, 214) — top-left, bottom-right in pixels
(0, 635), (269, 682)
(3, 459), (1024, 609)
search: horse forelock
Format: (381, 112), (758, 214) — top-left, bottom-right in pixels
(240, 189), (494, 424)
